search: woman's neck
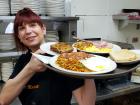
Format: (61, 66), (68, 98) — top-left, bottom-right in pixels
(30, 41), (45, 52)
(31, 46), (40, 52)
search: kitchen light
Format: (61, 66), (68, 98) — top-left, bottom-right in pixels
(5, 22), (14, 34)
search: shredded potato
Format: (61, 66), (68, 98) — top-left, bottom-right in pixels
(74, 41), (93, 50)
(56, 52), (94, 72)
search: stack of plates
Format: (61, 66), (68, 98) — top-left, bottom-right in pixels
(45, 31), (59, 42)
(11, 0), (23, 14)
(40, 0), (47, 15)
(45, 0), (65, 16)
(1, 62), (13, 82)
(11, 0), (40, 15)
(0, 0), (10, 15)
(11, 0), (65, 16)
(0, 35), (15, 51)
(22, 0), (40, 14)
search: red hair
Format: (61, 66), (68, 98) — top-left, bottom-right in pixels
(13, 8), (44, 51)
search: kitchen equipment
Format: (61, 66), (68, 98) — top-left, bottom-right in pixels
(0, 35), (15, 51)
(72, 36), (90, 42)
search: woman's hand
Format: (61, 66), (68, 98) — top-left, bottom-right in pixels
(27, 49), (48, 73)
(73, 79), (96, 105)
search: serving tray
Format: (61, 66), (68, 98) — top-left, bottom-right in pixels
(46, 63), (140, 79)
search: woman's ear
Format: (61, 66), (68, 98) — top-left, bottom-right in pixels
(43, 24), (46, 35)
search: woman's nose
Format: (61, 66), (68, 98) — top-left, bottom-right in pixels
(25, 26), (32, 34)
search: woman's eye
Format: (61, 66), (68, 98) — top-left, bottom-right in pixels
(30, 23), (36, 27)
(18, 27), (25, 31)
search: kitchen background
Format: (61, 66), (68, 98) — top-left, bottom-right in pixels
(0, 0), (140, 48)
(70, 0), (140, 49)
(0, 0), (140, 105)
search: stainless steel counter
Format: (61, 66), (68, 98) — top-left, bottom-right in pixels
(0, 51), (21, 63)
(96, 80), (140, 101)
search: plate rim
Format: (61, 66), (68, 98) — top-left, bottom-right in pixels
(40, 42), (59, 56)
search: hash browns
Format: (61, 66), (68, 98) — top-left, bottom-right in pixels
(56, 52), (94, 72)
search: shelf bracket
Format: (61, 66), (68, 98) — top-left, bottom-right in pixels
(118, 20), (129, 29)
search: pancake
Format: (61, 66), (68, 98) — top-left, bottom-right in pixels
(109, 49), (137, 62)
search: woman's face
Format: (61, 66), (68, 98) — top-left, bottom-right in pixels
(18, 22), (45, 51)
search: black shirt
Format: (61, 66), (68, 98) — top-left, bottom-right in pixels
(9, 51), (84, 105)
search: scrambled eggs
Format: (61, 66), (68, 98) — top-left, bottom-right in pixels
(84, 46), (112, 53)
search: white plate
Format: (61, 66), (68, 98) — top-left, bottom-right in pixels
(72, 42), (121, 55)
(80, 56), (115, 72)
(32, 53), (51, 64)
(49, 55), (117, 75)
(40, 42), (76, 56)
(40, 42), (59, 56)
(115, 49), (140, 65)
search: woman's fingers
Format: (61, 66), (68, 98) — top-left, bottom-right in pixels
(34, 49), (45, 54)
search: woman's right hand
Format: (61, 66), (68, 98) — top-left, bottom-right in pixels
(27, 49), (48, 73)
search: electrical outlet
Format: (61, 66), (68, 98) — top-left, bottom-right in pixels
(132, 37), (139, 43)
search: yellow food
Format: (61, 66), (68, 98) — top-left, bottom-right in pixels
(74, 41), (112, 53)
(73, 41), (93, 50)
(84, 46), (112, 53)
(96, 65), (105, 70)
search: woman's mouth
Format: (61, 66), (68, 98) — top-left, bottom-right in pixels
(26, 36), (36, 41)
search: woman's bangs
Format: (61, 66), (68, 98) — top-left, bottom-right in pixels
(17, 15), (41, 26)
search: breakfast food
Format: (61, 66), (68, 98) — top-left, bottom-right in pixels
(109, 49), (137, 62)
(56, 52), (94, 72)
(73, 41), (113, 53)
(73, 41), (93, 50)
(50, 42), (73, 53)
(93, 41), (113, 48)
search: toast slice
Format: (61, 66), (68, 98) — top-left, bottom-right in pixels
(50, 42), (73, 53)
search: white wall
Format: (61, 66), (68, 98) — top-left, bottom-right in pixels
(71, 0), (140, 48)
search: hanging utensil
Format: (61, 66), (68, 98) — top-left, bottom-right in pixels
(72, 36), (89, 42)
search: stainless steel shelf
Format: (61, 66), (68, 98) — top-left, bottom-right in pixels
(0, 51), (21, 63)
(0, 16), (79, 22)
(112, 15), (140, 29)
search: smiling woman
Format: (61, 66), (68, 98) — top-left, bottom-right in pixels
(0, 8), (96, 105)
(17, 22), (45, 52)
(13, 8), (46, 52)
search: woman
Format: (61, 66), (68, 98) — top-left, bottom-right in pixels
(0, 8), (96, 105)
